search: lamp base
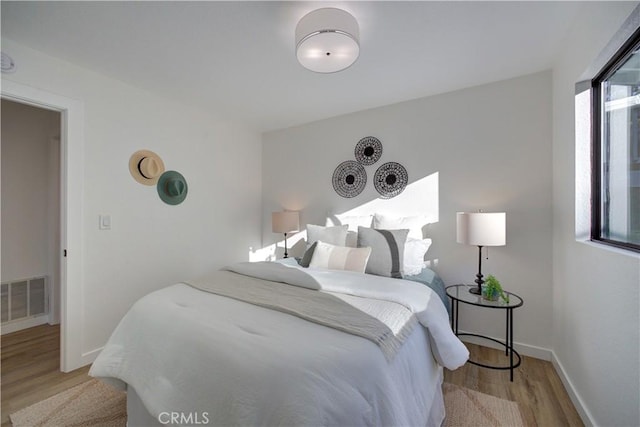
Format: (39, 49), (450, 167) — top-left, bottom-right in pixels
(469, 245), (484, 295)
(283, 232), (289, 259)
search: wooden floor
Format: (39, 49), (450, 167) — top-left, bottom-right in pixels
(0, 324), (583, 426)
(444, 342), (583, 427)
(0, 324), (91, 426)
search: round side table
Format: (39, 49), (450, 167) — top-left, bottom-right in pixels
(445, 284), (524, 381)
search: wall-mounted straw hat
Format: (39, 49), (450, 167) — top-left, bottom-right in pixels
(129, 149), (165, 185)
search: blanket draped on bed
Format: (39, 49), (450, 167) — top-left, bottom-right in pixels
(90, 262), (468, 426)
(185, 270), (416, 361)
(222, 261), (468, 369)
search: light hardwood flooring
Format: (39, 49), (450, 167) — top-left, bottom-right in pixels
(1, 324), (90, 426)
(1, 324), (583, 426)
(444, 342), (584, 427)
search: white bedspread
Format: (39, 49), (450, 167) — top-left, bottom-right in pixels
(224, 262), (468, 369)
(90, 262), (468, 426)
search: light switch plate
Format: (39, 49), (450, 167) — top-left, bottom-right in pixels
(99, 214), (111, 230)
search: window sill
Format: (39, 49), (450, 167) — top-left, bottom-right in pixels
(577, 239), (640, 259)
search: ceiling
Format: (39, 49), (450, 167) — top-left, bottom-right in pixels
(2, 1), (588, 132)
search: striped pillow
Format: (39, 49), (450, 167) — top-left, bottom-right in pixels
(309, 241), (372, 273)
(357, 226), (409, 278)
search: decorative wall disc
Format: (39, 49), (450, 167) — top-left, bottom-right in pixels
(332, 160), (367, 198)
(374, 162), (408, 199)
(354, 136), (383, 166)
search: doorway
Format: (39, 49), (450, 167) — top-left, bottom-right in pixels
(2, 79), (84, 372)
(1, 99), (61, 335)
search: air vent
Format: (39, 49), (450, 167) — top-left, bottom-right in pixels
(1, 52), (16, 73)
(1, 276), (49, 334)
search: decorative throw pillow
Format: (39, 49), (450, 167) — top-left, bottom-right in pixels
(298, 241), (318, 268)
(403, 238), (433, 276)
(325, 215), (373, 248)
(344, 231), (358, 248)
(373, 213), (430, 239)
(357, 226), (409, 278)
(308, 241), (372, 274)
(325, 214), (373, 232)
(306, 224), (348, 249)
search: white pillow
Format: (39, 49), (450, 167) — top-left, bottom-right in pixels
(306, 224), (348, 248)
(309, 241), (372, 274)
(373, 213), (430, 239)
(403, 238), (432, 276)
(325, 214), (373, 232)
(325, 215), (373, 247)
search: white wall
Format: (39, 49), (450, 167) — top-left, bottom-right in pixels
(1, 99), (60, 324)
(262, 71), (554, 354)
(551, 3), (640, 426)
(1, 39), (263, 358)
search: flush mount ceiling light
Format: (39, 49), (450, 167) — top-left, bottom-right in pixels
(295, 8), (360, 73)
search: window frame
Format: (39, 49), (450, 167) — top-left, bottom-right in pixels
(591, 25), (640, 253)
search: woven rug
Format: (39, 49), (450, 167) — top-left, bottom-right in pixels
(10, 379), (126, 427)
(443, 382), (525, 427)
(11, 380), (523, 426)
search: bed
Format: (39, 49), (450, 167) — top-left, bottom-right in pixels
(90, 261), (468, 426)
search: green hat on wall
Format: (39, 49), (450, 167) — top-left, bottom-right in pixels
(157, 170), (188, 205)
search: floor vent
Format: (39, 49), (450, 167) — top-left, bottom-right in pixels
(1, 276), (49, 334)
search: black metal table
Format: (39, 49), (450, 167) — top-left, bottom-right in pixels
(445, 284), (523, 381)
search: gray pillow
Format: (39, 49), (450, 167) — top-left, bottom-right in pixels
(306, 224), (348, 248)
(298, 241), (318, 268)
(357, 226), (409, 278)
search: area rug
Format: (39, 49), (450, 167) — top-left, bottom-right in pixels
(10, 379), (126, 427)
(11, 380), (523, 426)
(443, 382), (525, 427)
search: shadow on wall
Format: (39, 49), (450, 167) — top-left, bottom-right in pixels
(250, 172), (440, 261)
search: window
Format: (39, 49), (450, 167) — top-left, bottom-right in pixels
(592, 27), (640, 252)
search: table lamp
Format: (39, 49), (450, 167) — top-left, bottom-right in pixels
(456, 212), (506, 295)
(272, 211), (300, 258)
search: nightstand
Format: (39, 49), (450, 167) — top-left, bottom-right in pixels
(445, 284), (524, 381)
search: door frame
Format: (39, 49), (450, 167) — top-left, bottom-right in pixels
(2, 79), (85, 372)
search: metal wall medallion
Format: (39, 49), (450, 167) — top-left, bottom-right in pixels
(332, 160), (367, 198)
(374, 162), (408, 198)
(354, 136), (383, 166)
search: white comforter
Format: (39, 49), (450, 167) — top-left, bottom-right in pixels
(90, 262), (468, 426)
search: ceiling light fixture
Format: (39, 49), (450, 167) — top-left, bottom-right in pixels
(295, 8), (360, 73)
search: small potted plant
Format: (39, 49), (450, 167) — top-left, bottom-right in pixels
(483, 275), (509, 303)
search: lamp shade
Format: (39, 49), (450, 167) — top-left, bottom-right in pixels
(295, 8), (360, 73)
(272, 211), (300, 234)
(456, 212), (506, 246)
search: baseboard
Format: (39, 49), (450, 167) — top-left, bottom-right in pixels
(551, 351), (596, 427)
(456, 329), (552, 360)
(1, 315), (49, 335)
(80, 346), (103, 367)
